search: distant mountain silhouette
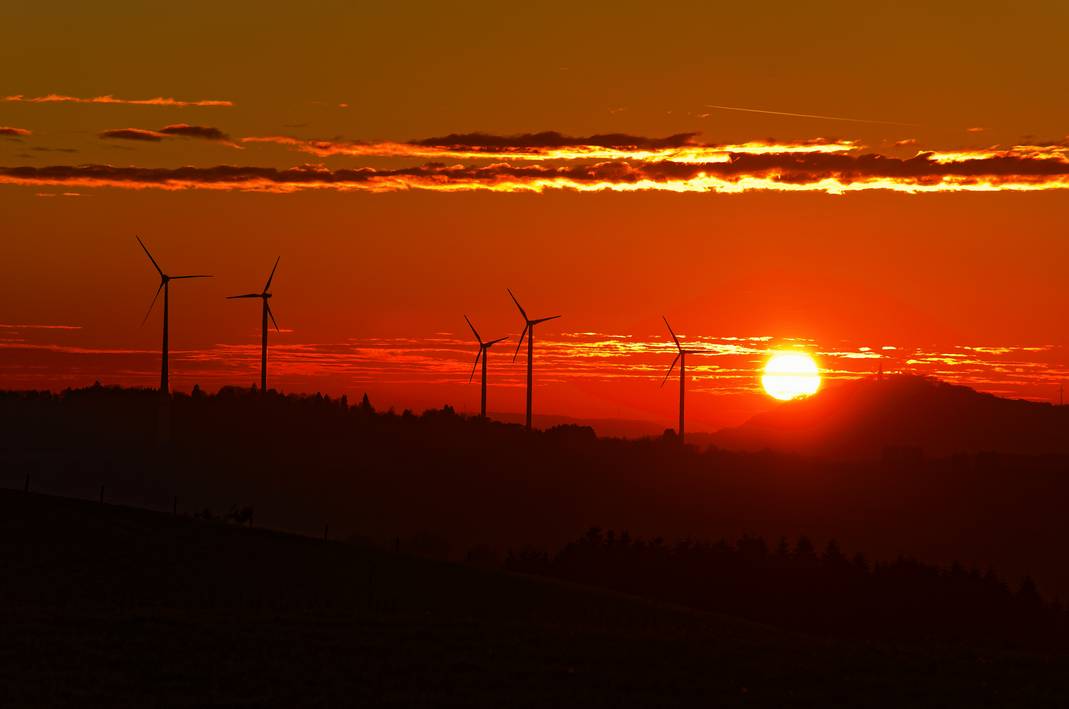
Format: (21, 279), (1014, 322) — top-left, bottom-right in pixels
(709, 375), (1069, 458)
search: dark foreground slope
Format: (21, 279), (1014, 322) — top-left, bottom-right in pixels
(3, 490), (1069, 708)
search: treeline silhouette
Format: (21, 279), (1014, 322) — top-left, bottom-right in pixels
(3, 383), (1069, 605)
(507, 529), (1062, 649)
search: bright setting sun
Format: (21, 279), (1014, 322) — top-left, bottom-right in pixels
(761, 351), (821, 400)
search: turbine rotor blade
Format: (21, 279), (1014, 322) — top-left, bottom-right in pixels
(661, 353), (680, 387)
(663, 316), (682, 351)
(513, 324), (529, 362)
(141, 282), (164, 326)
(226, 293), (261, 299)
(468, 348), (482, 383)
(136, 236), (164, 277)
(263, 256), (280, 293)
(171, 274), (212, 279)
(507, 288), (528, 321)
(485, 336), (509, 347)
(267, 302), (280, 332)
(464, 314), (482, 344)
(532, 315), (561, 325)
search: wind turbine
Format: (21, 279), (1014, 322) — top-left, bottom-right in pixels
(464, 315), (508, 418)
(137, 237), (211, 395)
(227, 257), (281, 393)
(661, 317), (698, 444)
(508, 289), (560, 430)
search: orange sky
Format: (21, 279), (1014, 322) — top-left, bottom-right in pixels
(1, 1), (1067, 431)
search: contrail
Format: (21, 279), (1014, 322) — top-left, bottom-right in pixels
(705, 104), (919, 127)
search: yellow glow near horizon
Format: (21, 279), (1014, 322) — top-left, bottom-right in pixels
(762, 352), (821, 400)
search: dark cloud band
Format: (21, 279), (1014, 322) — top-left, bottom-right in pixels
(2, 149), (1069, 195)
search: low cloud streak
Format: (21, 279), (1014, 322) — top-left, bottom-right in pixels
(243, 133), (859, 162)
(100, 124), (236, 146)
(3, 94), (232, 107)
(100, 128), (165, 142)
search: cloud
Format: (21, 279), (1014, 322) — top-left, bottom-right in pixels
(413, 131), (700, 150)
(243, 133), (859, 162)
(3, 144), (1069, 195)
(8, 131), (1069, 195)
(99, 124), (238, 147)
(158, 123), (231, 141)
(0, 126), (32, 138)
(99, 128), (165, 142)
(3, 94), (232, 107)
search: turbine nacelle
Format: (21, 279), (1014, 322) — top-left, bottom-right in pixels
(227, 257), (281, 332)
(137, 236), (212, 325)
(464, 315), (508, 383)
(660, 316), (698, 387)
(507, 289), (561, 362)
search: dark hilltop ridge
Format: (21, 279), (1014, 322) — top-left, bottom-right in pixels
(709, 374), (1069, 458)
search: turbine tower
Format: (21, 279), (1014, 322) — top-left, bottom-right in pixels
(227, 257), (281, 392)
(508, 289), (560, 430)
(661, 316), (698, 444)
(137, 237), (211, 395)
(464, 315), (508, 418)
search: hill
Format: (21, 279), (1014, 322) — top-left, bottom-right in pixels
(4, 489), (1069, 706)
(709, 375), (1069, 458)
(3, 383), (1069, 603)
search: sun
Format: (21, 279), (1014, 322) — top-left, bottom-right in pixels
(762, 351), (821, 401)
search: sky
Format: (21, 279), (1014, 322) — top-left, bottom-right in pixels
(1, 1), (1067, 431)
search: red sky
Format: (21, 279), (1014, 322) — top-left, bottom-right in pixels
(1, 1), (1067, 431)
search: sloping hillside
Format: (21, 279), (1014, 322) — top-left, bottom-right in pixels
(3, 489), (1069, 706)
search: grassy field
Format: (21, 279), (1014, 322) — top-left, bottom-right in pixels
(2, 489), (1068, 707)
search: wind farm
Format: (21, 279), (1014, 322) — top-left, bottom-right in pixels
(132, 244), (728, 438)
(3, 2), (1069, 706)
